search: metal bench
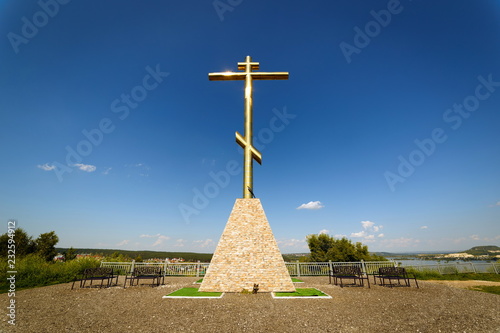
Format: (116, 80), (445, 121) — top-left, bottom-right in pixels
(374, 267), (419, 288)
(124, 266), (163, 288)
(71, 267), (117, 289)
(329, 265), (370, 288)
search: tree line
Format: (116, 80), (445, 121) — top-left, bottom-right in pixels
(0, 228), (62, 261)
(305, 233), (387, 262)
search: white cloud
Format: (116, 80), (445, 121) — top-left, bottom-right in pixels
(73, 163), (96, 172)
(194, 239), (214, 248)
(350, 231), (367, 238)
(318, 229), (329, 235)
(37, 163), (56, 171)
(421, 226), (428, 230)
(350, 220), (384, 241)
(296, 201), (324, 210)
(102, 167), (112, 175)
(361, 221), (374, 229)
(139, 233), (170, 246)
(173, 239), (186, 247)
(277, 238), (308, 252)
(496, 202), (500, 206)
(152, 235), (170, 247)
(140, 233), (161, 238)
(470, 234), (480, 241)
(116, 240), (129, 246)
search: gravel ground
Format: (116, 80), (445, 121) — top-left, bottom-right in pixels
(1, 276), (499, 333)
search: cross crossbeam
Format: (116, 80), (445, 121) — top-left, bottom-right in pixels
(209, 56), (289, 198)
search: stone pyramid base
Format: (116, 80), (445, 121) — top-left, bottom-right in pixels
(199, 198), (295, 292)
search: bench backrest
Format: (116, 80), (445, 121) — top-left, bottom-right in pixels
(332, 265), (362, 276)
(84, 267), (113, 277)
(133, 266), (161, 276)
(379, 267), (406, 276)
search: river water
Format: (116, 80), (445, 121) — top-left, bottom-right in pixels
(386, 258), (495, 266)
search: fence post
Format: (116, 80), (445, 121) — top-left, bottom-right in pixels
(471, 262), (477, 274)
(296, 262), (300, 277)
(196, 261), (201, 278)
(163, 259), (168, 277)
(360, 260), (366, 274)
(492, 262), (498, 274)
(328, 260), (333, 275)
(130, 260), (136, 274)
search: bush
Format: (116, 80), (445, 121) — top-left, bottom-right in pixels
(306, 234), (387, 262)
(0, 254), (101, 293)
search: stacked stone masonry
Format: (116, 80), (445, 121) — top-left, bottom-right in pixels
(199, 198), (295, 292)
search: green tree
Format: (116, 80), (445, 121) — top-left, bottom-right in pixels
(35, 231), (59, 261)
(135, 254), (143, 262)
(306, 233), (335, 262)
(0, 228), (37, 257)
(64, 247), (77, 261)
(306, 234), (386, 262)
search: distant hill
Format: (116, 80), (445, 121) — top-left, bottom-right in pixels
(56, 248), (213, 262)
(58, 248), (303, 262)
(282, 253), (309, 262)
(463, 245), (500, 256)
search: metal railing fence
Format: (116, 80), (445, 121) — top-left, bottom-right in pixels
(100, 261), (209, 277)
(100, 260), (499, 277)
(400, 261), (499, 274)
(100, 260), (398, 277)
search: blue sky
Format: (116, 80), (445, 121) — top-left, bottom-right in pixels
(1, 0), (499, 254)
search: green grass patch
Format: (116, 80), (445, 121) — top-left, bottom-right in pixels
(165, 287), (223, 297)
(274, 288), (328, 297)
(468, 285), (500, 295)
(195, 278), (203, 283)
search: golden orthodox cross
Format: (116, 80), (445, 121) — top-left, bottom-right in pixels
(209, 56), (289, 199)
